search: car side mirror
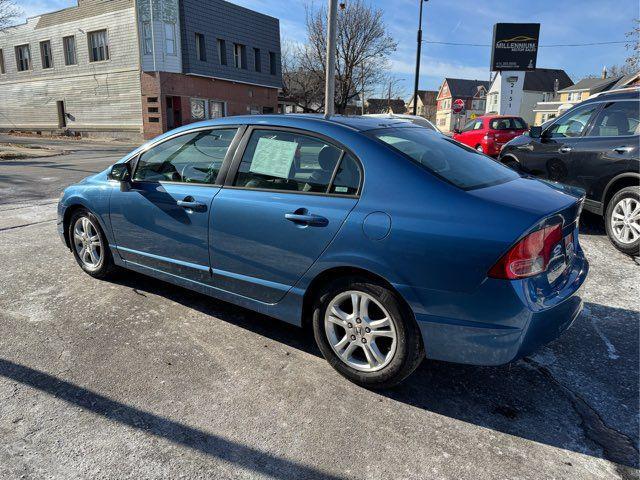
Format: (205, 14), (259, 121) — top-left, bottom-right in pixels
(529, 126), (542, 139)
(108, 162), (132, 191)
(453, 128), (461, 134)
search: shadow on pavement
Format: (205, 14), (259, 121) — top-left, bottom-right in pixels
(107, 271), (639, 472)
(5, 267), (637, 476)
(0, 358), (343, 480)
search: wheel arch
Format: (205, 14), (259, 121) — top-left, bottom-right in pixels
(300, 266), (414, 332)
(62, 201), (109, 249)
(602, 173), (640, 213)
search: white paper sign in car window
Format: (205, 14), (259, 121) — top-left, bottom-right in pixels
(249, 137), (298, 179)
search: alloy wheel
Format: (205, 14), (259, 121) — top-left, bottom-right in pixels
(611, 197), (640, 244)
(324, 291), (397, 372)
(73, 216), (103, 270)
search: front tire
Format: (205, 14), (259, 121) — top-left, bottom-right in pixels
(312, 276), (424, 388)
(605, 186), (640, 256)
(68, 208), (117, 278)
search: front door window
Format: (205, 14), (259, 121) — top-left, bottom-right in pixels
(546, 104), (599, 138)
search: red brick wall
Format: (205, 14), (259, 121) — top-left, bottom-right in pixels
(140, 71), (279, 140)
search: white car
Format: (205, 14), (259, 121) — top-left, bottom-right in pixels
(364, 113), (440, 132)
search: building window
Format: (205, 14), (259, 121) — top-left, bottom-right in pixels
(195, 33), (206, 61)
(164, 22), (176, 55)
(141, 22), (152, 55)
(15, 44), (31, 71)
(209, 101), (225, 118)
(234, 43), (246, 69)
(40, 41), (53, 69)
(217, 39), (227, 65)
(269, 51), (277, 75)
(88, 30), (109, 62)
(253, 47), (261, 72)
(0, 49), (4, 74)
(63, 36), (77, 65)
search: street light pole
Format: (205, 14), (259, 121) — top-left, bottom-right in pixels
(412, 0), (427, 116)
(324, 0), (339, 118)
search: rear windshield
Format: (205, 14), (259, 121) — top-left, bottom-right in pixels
(490, 117), (527, 130)
(369, 127), (519, 190)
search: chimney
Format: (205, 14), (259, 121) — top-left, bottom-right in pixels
(553, 78), (559, 95)
(602, 66), (607, 79)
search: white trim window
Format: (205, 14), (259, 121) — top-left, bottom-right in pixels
(164, 22), (176, 56)
(209, 101), (225, 119)
(142, 21), (152, 55)
(63, 36), (77, 65)
(40, 40), (53, 69)
(0, 48), (5, 74)
(15, 44), (31, 71)
(234, 43), (243, 69)
(88, 29), (109, 62)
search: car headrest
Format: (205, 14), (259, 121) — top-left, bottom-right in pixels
(318, 146), (340, 171)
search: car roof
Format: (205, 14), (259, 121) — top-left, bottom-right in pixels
(182, 113), (414, 133)
(582, 88), (639, 103)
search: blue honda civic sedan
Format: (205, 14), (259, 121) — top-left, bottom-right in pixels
(58, 115), (588, 387)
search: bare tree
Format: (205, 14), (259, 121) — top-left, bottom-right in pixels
(302, 0), (397, 113)
(625, 19), (639, 71)
(281, 39), (325, 112)
(0, 0), (20, 28)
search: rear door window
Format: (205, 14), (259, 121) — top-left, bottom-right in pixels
(233, 129), (361, 194)
(587, 101), (639, 137)
(371, 127), (519, 190)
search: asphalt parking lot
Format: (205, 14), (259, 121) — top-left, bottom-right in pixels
(0, 135), (638, 479)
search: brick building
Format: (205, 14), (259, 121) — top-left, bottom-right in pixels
(0, 0), (282, 140)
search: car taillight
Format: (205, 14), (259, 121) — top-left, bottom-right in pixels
(488, 224), (563, 279)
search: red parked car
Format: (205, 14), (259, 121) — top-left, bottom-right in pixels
(453, 115), (528, 156)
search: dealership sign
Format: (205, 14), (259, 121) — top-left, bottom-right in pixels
(490, 23), (540, 71)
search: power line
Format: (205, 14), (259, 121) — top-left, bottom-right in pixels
(423, 40), (627, 48)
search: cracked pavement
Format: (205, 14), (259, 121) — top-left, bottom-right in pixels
(0, 135), (638, 479)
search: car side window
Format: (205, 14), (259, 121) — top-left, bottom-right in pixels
(473, 120), (484, 130)
(329, 153), (360, 195)
(460, 120), (477, 132)
(587, 101), (639, 137)
(234, 130), (346, 193)
(134, 128), (238, 183)
(546, 104), (599, 138)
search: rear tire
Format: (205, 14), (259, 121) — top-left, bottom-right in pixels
(68, 208), (118, 279)
(475, 144), (484, 153)
(312, 276), (424, 389)
(605, 186), (640, 256)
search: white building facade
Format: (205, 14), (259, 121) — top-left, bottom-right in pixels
(485, 69), (573, 126)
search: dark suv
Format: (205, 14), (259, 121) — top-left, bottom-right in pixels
(499, 89), (639, 255)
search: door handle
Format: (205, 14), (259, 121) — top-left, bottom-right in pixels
(285, 211), (328, 227)
(177, 197), (207, 212)
(612, 146), (632, 154)
(558, 146), (572, 154)
(516, 144), (534, 151)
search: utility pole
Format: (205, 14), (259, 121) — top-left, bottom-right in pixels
(412, 0), (427, 116)
(324, 0), (338, 118)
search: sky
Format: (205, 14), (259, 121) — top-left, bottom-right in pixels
(17, 0), (639, 98)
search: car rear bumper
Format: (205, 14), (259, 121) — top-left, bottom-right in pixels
(410, 250), (589, 366)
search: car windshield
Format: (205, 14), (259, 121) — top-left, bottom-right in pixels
(369, 127), (519, 190)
